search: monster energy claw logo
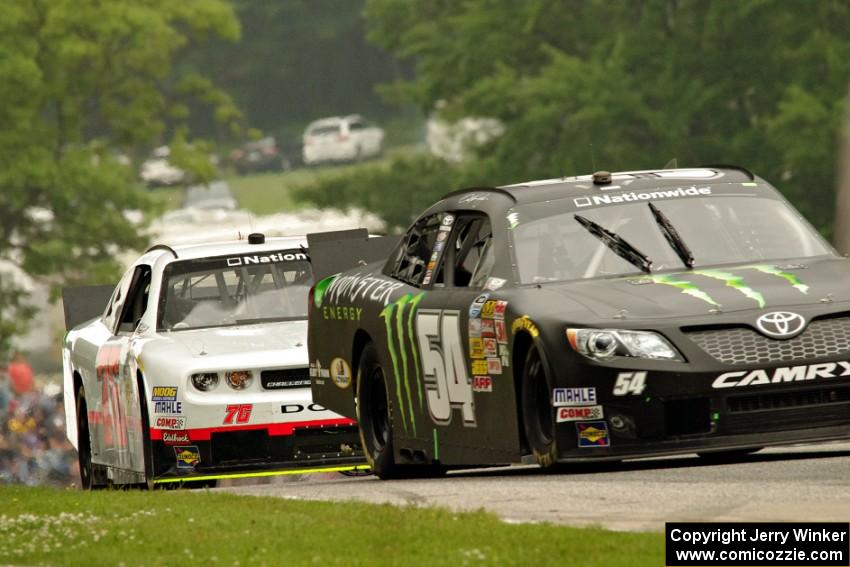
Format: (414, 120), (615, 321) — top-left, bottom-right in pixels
(380, 292), (425, 436)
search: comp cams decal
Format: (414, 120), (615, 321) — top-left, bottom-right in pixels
(713, 361), (850, 389)
(557, 405), (604, 423)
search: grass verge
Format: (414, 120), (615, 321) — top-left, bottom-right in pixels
(0, 485), (662, 566)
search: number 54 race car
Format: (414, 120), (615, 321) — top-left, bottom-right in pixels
(307, 166), (850, 478)
(62, 234), (364, 488)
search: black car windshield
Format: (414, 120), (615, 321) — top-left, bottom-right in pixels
(509, 195), (833, 283)
(158, 252), (312, 331)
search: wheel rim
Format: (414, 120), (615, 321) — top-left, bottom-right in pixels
(369, 367), (390, 450)
(77, 398), (92, 488)
(528, 349), (554, 445)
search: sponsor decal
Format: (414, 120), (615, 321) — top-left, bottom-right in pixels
(223, 404), (252, 425)
(153, 400), (183, 414)
(613, 371), (647, 396)
(628, 264), (809, 308)
(576, 421), (610, 447)
(498, 343), (509, 356)
(557, 405), (604, 423)
(501, 354), (510, 368)
(469, 337), (484, 359)
(468, 318), (482, 338)
(511, 316), (540, 338)
(154, 416), (186, 430)
(495, 320), (508, 344)
(162, 431), (191, 445)
(151, 386), (178, 401)
(322, 305), (363, 321)
(309, 359), (330, 379)
(713, 361), (850, 389)
(434, 241), (445, 253)
(574, 186), (712, 208)
(553, 387), (597, 407)
(442, 214), (455, 226)
(380, 292), (427, 436)
(755, 311), (806, 339)
(480, 319), (495, 337)
(471, 360), (488, 375)
(472, 376), (492, 392)
(437, 231), (448, 242)
(483, 338), (498, 357)
(469, 293), (490, 318)
(458, 192), (489, 204)
(493, 300), (508, 319)
(281, 403), (327, 414)
(322, 272), (406, 308)
(486, 357), (502, 375)
(312, 274), (337, 309)
(481, 301), (497, 319)
(484, 277), (506, 291)
(226, 251), (308, 267)
(506, 211), (520, 230)
(330, 358), (352, 389)
(174, 445), (201, 469)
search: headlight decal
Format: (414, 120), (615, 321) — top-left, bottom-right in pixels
(566, 328), (683, 361)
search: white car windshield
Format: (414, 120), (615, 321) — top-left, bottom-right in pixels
(509, 194), (834, 284)
(158, 250), (312, 330)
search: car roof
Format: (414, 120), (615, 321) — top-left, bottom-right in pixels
(307, 115), (365, 128)
(148, 236), (308, 261)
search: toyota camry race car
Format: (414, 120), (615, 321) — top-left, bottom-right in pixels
(62, 234), (364, 488)
(307, 166), (850, 478)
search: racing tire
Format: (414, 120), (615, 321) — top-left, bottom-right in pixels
(356, 342), (400, 479)
(137, 375), (156, 489)
(76, 386), (108, 490)
(520, 345), (559, 470)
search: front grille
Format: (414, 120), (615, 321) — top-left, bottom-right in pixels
(665, 398), (710, 436)
(210, 430), (269, 463)
(728, 385), (850, 413)
(686, 315), (850, 365)
(261, 368), (311, 390)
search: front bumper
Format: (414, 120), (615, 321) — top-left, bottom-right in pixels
(150, 420), (364, 480)
(551, 360), (850, 461)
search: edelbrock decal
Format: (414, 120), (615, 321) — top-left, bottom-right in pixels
(712, 361), (850, 389)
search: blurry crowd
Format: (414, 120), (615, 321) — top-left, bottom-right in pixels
(0, 353), (79, 487)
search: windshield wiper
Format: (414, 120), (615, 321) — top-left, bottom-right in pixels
(573, 214), (653, 273)
(648, 202), (694, 268)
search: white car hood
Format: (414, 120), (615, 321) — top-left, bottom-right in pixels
(158, 320), (307, 361)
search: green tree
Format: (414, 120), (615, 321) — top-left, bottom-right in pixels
(340, 0), (850, 235)
(0, 0), (241, 357)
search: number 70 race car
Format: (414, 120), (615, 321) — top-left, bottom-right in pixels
(307, 166), (850, 478)
(62, 233), (364, 488)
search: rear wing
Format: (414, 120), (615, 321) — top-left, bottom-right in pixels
(307, 229), (401, 280)
(61, 284), (114, 331)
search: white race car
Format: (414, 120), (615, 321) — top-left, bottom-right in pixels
(62, 233), (364, 488)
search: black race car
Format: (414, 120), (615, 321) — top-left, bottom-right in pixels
(306, 166), (850, 478)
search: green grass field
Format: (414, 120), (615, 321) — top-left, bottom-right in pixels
(0, 486), (662, 566)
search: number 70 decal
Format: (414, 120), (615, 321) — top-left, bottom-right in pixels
(416, 310), (476, 426)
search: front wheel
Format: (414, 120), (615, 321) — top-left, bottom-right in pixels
(521, 345), (559, 469)
(356, 343), (398, 479)
(76, 386), (107, 490)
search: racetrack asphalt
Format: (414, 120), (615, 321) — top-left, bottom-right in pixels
(217, 441), (850, 531)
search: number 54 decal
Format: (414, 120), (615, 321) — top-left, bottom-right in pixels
(613, 371), (647, 396)
(416, 309), (476, 426)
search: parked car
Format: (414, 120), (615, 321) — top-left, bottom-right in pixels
(181, 180), (237, 211)
(140, 146), (185, 187)
(307, 166), (850, 478)
(302, 115), (384, 166)
(62, 234), (364, 488)
(230, 137), (286, 175)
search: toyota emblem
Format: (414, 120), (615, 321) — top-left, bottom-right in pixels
(755, 311), (806, 339)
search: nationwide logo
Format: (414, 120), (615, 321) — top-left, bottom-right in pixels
(574, 186), (712, 208)
(713, 361), (850, 389)
(226, 251), (307, 267)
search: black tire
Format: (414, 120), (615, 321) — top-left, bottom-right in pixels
(137, 375), (155, 489)
(520, 344), (558, 469)
(356, 343), (399, 479)
(76, 386), (107, 490)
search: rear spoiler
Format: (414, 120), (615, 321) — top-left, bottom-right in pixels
(62, 285), (114, 331)
(307, 229), (401, 280)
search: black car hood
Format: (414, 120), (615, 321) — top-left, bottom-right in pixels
(535, 257), (850, 321)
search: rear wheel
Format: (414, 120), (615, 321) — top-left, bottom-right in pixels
(356, 343), (398, 479)
(521, 345), (558, 469)
(76, 386), (107, 490)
